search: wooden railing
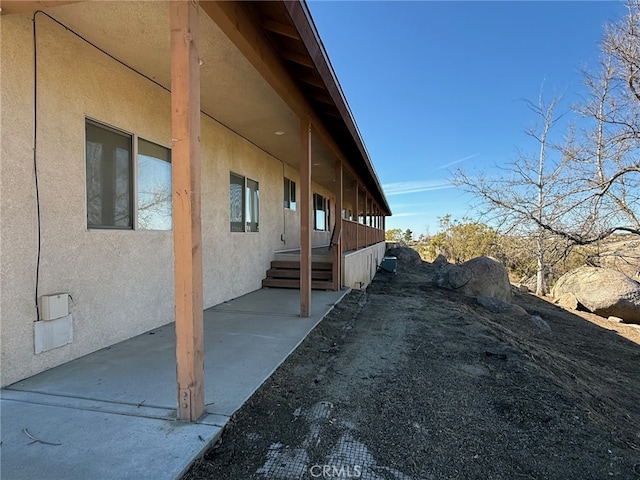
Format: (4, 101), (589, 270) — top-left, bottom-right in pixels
(341, 219), (384, 252)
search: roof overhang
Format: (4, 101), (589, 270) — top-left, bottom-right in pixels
(1, 0), (391, 215)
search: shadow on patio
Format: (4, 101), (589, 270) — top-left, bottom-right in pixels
(1, 287), (347, 480)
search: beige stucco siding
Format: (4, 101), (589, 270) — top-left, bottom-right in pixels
(0, 13), (321, 386)
(200, 113), (286, 306)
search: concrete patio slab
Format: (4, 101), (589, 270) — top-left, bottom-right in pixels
(1, 287), (347, 480)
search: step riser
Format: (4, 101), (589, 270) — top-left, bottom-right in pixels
(266, 269), (332, 280)
(270, 261), (332, 271)
(262, 260), (334, 290)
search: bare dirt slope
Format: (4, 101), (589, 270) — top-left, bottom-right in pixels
(184, 262), (640, 480)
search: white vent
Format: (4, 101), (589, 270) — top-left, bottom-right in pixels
(39, 293), (69, 321)
(35, 315), (73, 354)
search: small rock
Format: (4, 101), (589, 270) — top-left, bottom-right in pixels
(529, 315), (551, 332)
(432, 254), (448, 267)
(555, 293), (579, 310)
(608, 316), (624, 323)
(477, 295), (528, 316)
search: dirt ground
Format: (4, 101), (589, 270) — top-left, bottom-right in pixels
(184, 261), (640, 480)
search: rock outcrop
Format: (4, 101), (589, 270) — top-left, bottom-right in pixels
(386, 246), (422, 265)
(433, 256), (512, 303)
(552, 266), (640, 324)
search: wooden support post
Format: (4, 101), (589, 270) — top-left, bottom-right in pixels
(300, 118), (312, 317)
(170, 0), (204, 422)
(367, 195), (371, 244)
(332, 160), (343, 291)
(355, 184), (359, 249)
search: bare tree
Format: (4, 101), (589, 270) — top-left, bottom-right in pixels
(453, 1), (640, 293)
(454, 91), (567, 294)
(137, 181), (172, 230)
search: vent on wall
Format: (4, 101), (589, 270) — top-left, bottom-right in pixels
(35, 294), (73, 354)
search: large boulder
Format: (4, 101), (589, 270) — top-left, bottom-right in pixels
(433, 256), (512, 302)
(386, 246), (422, 265)
(552, 266), (640, 324)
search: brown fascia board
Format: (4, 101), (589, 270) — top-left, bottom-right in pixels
(282, 0), (391, 215)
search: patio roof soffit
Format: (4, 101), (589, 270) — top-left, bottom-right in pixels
(200, 1), (391, 216)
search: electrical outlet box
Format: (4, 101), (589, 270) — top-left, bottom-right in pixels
(39, 293), (69, 321)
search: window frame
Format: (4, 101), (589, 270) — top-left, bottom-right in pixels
(313, 192), (330, 231)
(85, 119), (134, 230)
(230, 172), (260, 233)
(284, 177), (296, 211)
(85, 118), (172, 232)
(136, 137), (172, 231)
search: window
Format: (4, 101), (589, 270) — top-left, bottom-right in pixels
(137, 139), (172, 230)
(86, 120), (172, 230)
(284, 177), (296, 210)
(86, 121), (133, 228)
(246, 178), (259, 232)
(230, 173), (259, 232)
(313, 193), (330, 231)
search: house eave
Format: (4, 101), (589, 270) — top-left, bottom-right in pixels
(240, 0), (391, 216)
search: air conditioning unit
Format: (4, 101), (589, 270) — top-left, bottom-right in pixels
(380, 256), (397, 274)
(39, 293), (69, 321)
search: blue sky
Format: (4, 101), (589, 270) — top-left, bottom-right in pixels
(307, 0), (627, 237)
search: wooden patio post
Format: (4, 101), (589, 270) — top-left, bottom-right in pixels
(355, 183), (359, 249)
(332, 160), (343, 291)
(367, 194), (371, 244)
(170, 0), (204, 422)
(300, 118), (312, 317)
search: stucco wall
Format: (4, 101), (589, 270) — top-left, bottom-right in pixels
(343, 242), (386, 290)
(0, 13), (321, 386)
(280, 164), (334, 251)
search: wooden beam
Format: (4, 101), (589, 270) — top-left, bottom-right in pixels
(310, 91), (334, 105)
(262, 18), (299, 39)
(281, 50), (315, 69)
(332, 160), (343, 291)
(170, 0), (204, 422)
(298, 73), (325, 89)
(300, 118), (312, 317)
(322, 108), (342, 119)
